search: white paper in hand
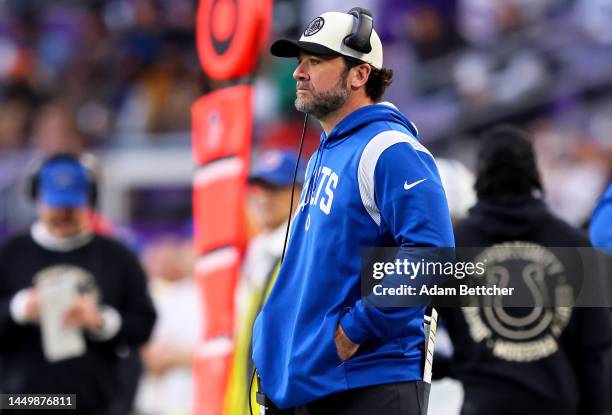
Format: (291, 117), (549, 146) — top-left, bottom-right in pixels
(37, 266), (87, 362)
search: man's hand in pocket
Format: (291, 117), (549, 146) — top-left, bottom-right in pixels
(334, 324), (360, 361)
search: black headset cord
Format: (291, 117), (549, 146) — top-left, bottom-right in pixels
(249, 113), (309, 415)
(281, 113), (309, 263)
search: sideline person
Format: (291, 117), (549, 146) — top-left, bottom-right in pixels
(443, 126), (611, 415)
(252, 8), (454, 414)
(0, 153), (156, 414)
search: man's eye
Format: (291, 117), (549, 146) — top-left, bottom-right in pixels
(310, 59), (320, 65)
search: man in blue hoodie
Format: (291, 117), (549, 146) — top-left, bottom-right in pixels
(252, 9), (454, 414)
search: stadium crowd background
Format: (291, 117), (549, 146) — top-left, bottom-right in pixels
(0, 0), (611, 413)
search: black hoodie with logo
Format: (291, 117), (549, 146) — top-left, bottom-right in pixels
(441, 196), (611, 415)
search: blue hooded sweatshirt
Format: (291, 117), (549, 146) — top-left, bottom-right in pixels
(252, 102), (454, 408)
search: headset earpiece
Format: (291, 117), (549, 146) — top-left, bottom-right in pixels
(28, 169), (40, 201)
(343, 7), (373, 54)
(87, 176), (98, 207)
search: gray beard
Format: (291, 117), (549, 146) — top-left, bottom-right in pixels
(294, 76), (350, 120)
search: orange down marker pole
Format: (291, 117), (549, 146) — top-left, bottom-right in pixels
(192, 0), (271, 413)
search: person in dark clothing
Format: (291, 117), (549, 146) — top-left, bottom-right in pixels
(0, 154), (156, 414)
(441, 125), (611, 415)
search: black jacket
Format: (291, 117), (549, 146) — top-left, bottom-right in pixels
(442, 196), (611, 415)
(0, 232), (156, 414)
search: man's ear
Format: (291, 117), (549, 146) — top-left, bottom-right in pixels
(349, 64), (371, 89)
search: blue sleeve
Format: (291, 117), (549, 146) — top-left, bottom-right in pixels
(590, 182), (612, 248)
(374, 143), (454, 247)
(340, 143), (454, 345)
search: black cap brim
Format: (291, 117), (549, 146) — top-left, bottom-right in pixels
(270, 39), (339, 58)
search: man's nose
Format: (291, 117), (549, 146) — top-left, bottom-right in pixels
(293, 62), (308, 81)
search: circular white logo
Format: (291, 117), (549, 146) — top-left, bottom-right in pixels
(34, 264), (99, 299)
(462, 242), (573, 362)
(304, 17), (324, 37)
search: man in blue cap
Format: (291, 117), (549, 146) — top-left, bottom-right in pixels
(248, 149), (305, 233)
(35, 154), (95, 239)
(0, 154), (156, 414)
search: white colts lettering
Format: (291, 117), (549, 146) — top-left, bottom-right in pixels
(310, 166), (330, 205)
(301, 166), (339, 216)
(319, 167), (338, 214)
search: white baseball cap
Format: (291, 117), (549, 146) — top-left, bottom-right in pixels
(271, 10), (383, 69)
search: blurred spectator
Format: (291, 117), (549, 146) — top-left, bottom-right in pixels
(223, 149), (304, 414)
(246, 149), (305, 235)
(457, 0), (555, 46)
(30, 101), (83, 155)
(135, 237), (202, 415)
(0, 96), (29, 149)
(145, 40), (201, 134)
(533, 119), (610, 227)
(0, 153), (156, 414)
(404, 1), (463, 62)
(441, 125), (612, 415)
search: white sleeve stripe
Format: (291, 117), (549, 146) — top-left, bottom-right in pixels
(358, 130), (433, 226)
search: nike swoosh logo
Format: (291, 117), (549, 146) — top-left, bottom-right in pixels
(404, 179), (427, 190)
